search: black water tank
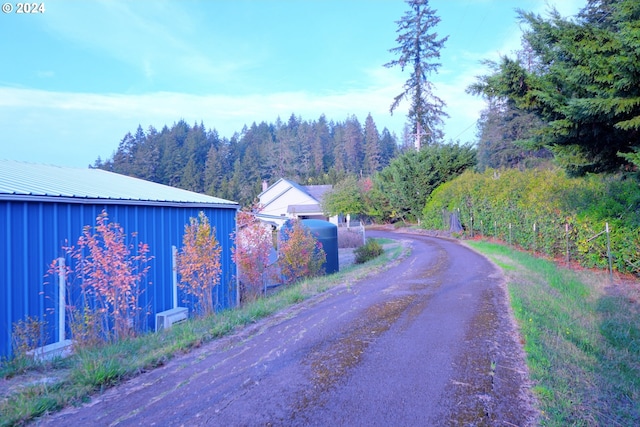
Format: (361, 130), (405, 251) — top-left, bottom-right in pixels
(301, 219), (339, 274)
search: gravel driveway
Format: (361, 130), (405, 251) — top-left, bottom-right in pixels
(36, 230), (537, 426)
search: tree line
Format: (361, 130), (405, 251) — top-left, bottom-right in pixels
(95, 0), (640, 220)
(94, 113), (400, 205)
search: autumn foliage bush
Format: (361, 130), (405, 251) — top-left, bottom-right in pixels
(176, 211), (222, 317)
(277, 220), (326, 285)
(423, 168), (640, 274)
(232, 210), (274, 302)
(54, 210), (152, 346)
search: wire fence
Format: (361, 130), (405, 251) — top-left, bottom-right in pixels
(442, 209), (637, 279)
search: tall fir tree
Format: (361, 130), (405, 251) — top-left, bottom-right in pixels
(385, 0), (448, 149)
(363, 113), (382, 175)
(379, 127), (398, 167)
(343, 115), (364, 174)
(311, 115), (331, 177)
(331, 123), (347, 175)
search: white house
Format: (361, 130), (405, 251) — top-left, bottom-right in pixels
(257, 178), (337, 227)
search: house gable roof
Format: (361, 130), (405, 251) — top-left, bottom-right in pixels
(259, 178), (331, 206)
(258, 178), (334, 218)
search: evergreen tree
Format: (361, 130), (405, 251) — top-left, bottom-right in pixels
(332, 123), (347, 174)
(343, 115), (364, 174)
(112, 132), (137, 176)
(181, 157), (202, 192)
(158, 121), (190, 187)
(375, 143), (476, 222)
(475, 99), (550, 171)
(469, 0), (640, 175)
(97, 113), (402, 205)
(311, 115), (331, 176)
(274, 115), (299, 178)
(385, 0), (449, 148)
(134, 124), (145, 145)
(133, 125), (159, 181)
(363, 113), (382, 175)
(204, 145), (224, 196)
(379, 128), (398, 167)
(296, 120), (314, 181)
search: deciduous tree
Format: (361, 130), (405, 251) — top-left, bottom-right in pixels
(55, 210), (152, 343)
(321, 175), (366, 219)
(176, 212), (222, 317)
(278, 220), (326, 285)
(232, 210), (274, 302)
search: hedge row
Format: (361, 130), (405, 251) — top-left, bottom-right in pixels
(422, 168), (640, 274)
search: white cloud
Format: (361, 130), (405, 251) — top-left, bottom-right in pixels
(0, 85), (410, 167)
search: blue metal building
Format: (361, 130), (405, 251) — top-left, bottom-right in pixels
(0, 160), (238, 359)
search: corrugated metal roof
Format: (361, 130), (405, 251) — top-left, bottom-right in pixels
(0, 160), (238, 207)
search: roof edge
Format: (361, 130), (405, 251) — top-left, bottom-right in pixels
(0, 194), (240, 209)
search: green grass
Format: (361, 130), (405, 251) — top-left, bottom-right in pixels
(0, 238), (407, 427)
(468, 240), (640, 426)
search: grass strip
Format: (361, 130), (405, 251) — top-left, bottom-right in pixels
(468, 240), (640, 426)
(0, 239), (408, 427)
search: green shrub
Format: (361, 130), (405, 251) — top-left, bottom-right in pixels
(423, 168), (640, 274)
(354, 239), (383, 264)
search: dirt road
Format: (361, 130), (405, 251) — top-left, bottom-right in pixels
(36, 230), (537, 426)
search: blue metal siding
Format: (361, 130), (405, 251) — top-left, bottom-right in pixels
(0, 200), (237, 359)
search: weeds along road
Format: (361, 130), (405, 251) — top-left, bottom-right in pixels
(37, 230), (537, 426)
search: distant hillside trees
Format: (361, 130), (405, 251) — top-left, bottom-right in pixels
(475, 99), (552, 171)
(95, 114), (399, 205)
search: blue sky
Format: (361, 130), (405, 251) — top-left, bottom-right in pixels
(1, 0), (583, 168)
